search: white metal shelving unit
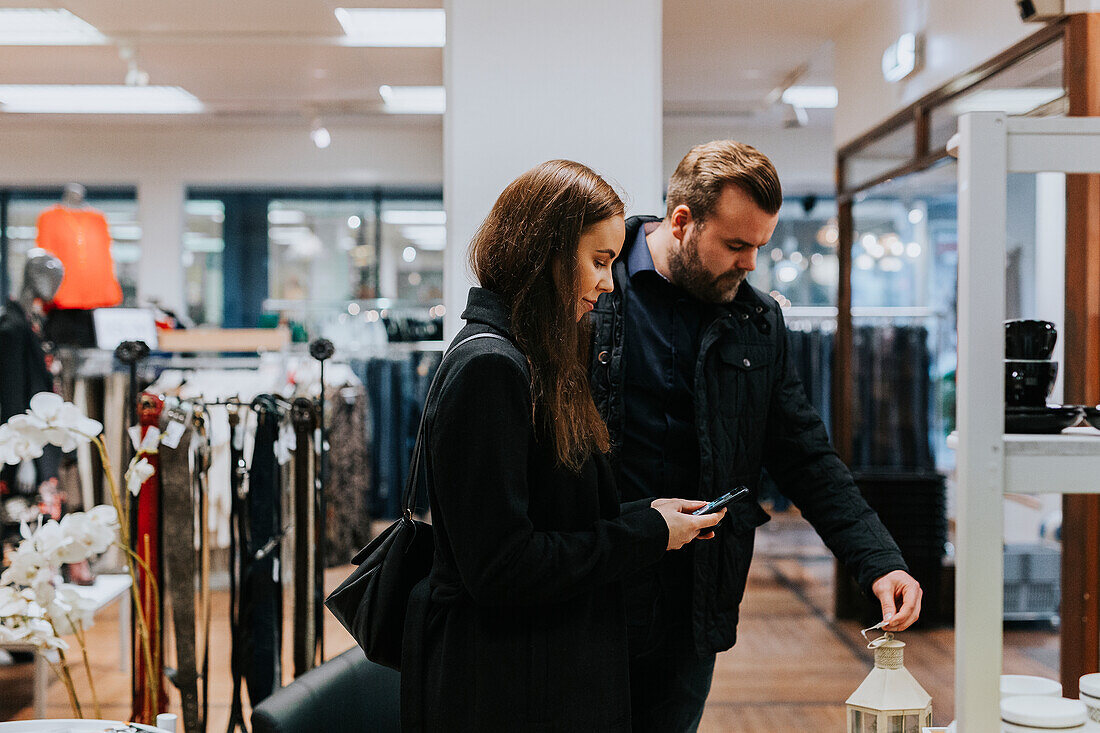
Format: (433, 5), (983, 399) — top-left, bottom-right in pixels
(954, 112), (1100, 731)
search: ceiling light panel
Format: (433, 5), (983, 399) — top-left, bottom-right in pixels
(0, 9), (106, 46)
(781, 86), (838, 109)
(378, 85), (445, 114)
(335, 8), (445, 47)
(0, 85), (204, 114)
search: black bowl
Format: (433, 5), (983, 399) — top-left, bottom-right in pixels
(1083, 406), (1100, 431)
(1005, 319), (1058, 359)
(1005, 405), (1083, 434)
(1005, 359), (1058, 407)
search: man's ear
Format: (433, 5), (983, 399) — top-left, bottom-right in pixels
(669, 204), (693, 243)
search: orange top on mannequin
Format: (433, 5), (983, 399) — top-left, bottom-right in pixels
(35, 185), (123, 310)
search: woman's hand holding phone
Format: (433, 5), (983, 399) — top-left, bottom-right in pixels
(652, 499), (726, 550)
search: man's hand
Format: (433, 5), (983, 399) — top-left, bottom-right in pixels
(870, 570), (922, 632)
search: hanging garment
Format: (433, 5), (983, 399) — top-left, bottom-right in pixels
(0, 300), (52, 422)
(44, 308), (97, 348)
(35, 205), (123, 310)
(0, 300), (54, 492)
(243, 397), (283, 705)
(324, 386), (371, 566)
(290, 398), (318, 677)
(191, 409), (213, 731)
(130, 394), (169, 722)
(160, 413), (204, 733)
(226, 405), (251, 733)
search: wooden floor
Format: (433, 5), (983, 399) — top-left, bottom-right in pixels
(1, 511), (1059, 731)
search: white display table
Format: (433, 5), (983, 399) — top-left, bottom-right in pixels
(0, 721), (167, 732)
(0, 574), (132, 719)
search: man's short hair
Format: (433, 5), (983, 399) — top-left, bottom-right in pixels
(666, 140), (782, 223)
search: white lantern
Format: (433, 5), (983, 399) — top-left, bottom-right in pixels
(846, 633), (932, 733)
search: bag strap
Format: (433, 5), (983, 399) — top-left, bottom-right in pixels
(401, 332), (519, 519)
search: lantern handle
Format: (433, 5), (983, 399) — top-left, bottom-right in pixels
(860, 620), (895, 648)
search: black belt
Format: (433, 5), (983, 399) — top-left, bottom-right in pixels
(243, 396), (283, 705)
(160, 412), (203, 733)
(226, 405), (250, 733)
(291, 398), (318, 677)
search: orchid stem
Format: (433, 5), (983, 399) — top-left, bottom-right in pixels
(70, 618), (102, 718)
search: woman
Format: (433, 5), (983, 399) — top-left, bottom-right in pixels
(401, 160), (724, 731)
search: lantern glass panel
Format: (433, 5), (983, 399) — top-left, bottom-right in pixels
(863, 713), (878, 733)
(888, 715), (903, 733)
(904, 713), (921, 733)
(851, 709), (862, 731)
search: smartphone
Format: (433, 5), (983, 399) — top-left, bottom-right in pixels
(692, 486), (750, 516)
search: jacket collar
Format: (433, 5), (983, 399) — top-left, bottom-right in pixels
(460, 286), (515, 337)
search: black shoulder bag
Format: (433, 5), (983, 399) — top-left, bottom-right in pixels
(324, 332), (512, 670)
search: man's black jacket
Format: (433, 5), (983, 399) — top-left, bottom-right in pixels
(589, 215), (908, 656)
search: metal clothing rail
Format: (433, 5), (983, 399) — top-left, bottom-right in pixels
(782, 306), (948, 320)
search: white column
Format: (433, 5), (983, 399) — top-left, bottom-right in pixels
(443, 0), (663, 339)
(136, 179), (186, 313)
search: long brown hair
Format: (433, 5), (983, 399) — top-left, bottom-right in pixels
(469, 159), (623, 472)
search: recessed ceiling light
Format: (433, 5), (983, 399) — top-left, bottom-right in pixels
(335, 8), (445, 47)
(378, 85), (445, 114)
(0, 9), (106, 46)
(781, 86), (838, 109)
(0, 85), (203, 114)
(951, 88), (1063, 115)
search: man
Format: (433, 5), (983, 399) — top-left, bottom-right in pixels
(589, 141), (921, 732)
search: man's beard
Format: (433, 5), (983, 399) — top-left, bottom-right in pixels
(667, 229), (748, 304)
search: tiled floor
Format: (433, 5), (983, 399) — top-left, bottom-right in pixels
(1, 511), (1059, 730)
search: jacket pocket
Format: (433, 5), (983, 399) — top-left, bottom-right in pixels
(724, 501), (772, 535)
(716, 343), (775, 420)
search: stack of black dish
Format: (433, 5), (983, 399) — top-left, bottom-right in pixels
(1004, 319), (1083, 433)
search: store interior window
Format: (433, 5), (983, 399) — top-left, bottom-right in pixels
(747, 195), (840, 307)
(846, 120), (917, 191)
(929, 38), (1065, 153)
(183, 199), (225, 326)
(4, 192), (140, 307)
(851, 160), (957, 474)
(379, 199), (445, 305)
(262, 195), (444, 347)
(267, 198), (378, 303)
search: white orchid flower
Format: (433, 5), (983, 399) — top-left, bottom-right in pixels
(48, 588), (96, 634)
(0, 422), (45, 465)
(125, 456), (156, 497)
(14, 393), (104, 453)
(87, 504), (120, 530)
(59, 511), (114, 560)
(0, 586), (24, 617)
(0, 621), (33, 644)
(0, 542), (52, 588)
(28, 518), (77, 567)
(25, 616), (67, 650)
(32, 577), (57, 606)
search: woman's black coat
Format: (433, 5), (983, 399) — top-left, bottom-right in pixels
(401, 288), (670, 732)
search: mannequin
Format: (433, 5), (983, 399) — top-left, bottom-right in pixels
(60, 181), (86, 208)
(0, 250), (62, 494)
(37, 183), (123, 346)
